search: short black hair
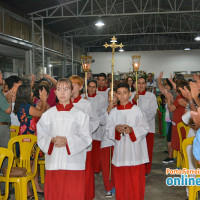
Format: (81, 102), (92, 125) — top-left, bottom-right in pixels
(34, 83), (50, 99)
(117, 82), (129, 90)
(138, 76), (147, 83)
(175, 74), (185, 81)
(98, 73), (107, 79)
(5, 75), (21, 90)
(88, 80), (97, 87)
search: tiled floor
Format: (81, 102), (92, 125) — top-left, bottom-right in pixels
(9, 134), (187, 200)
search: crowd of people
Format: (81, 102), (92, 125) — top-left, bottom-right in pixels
(0, 69), (200, 200)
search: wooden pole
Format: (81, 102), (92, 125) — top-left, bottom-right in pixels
(85, 71), (87, 99)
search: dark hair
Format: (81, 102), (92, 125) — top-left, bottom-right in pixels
(175, 74), (185, 81)
(166, 78), (173, 90)
(127, 76), (133, 82)
(117, 82), (129, 90)
(34, 83), (50, 99)
(14, 84), (34, 114)
(4, 76), (21, 90)
(88, 80), (97, 87)
(98, 73), (107, 79)
(108, 87), (117, 94)
(138, 76), (147, 83)
(176, 80), (190, 93)
(21, 77), (31, 86)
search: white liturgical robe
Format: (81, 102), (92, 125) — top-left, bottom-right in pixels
(37, 106), (92, 171)
(130, 91), (158, 133)
(100, 107), (115, 148)
(87, 94), (107, 141)
(106, 104), (149, 167)
(73, 96), (99, 151)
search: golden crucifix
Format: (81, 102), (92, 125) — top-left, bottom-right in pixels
(103, 36), (124, 101)
(104, 36), (124, 182)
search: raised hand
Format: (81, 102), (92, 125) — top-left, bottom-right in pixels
(190, 82), (199, 101)
(158, 71), (163, 80)
(193, 74), (200, 81)
(190, 110), (200, 127)
(169, 74), (176, 90)
(179, 87), (192, 101)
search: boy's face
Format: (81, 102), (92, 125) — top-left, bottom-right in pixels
(72, 83), (83, 97)
(97, 76), (106, 87)
(55, 83), (72, 103)
(116, 87), (129, 105)
(88, 82), (97, 95)
(138, 78), (146, 92)
(108, 91), (118, 105)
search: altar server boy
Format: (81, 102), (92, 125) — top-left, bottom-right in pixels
(131, 77), (158, 175)
(106, 82), (149, 200)
(37, 78), (92, 200)
(100, 88), (118, 198)
(87, 80), (107, 173)
(69, 75), (99, 200)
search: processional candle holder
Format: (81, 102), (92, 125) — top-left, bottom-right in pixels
(132, 55), (141, 105)
(80, 55), (92, 99)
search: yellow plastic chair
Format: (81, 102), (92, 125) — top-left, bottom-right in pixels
(173, 150), (178, 159)
(0, 148), (14, 200)
(10, 126), (19, 139)
(1, 135), (40, 200)
(182, 137), (200, 200)
(177, 122), (190, 169)
(10, 126), (20, 167)
(38, 159), (45, 184)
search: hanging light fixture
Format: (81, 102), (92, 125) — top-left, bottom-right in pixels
(184, 48), (191, 51)
(95, 20), (105, 27)
(119, 48), (124, 52)
(194, 36), (200, 41)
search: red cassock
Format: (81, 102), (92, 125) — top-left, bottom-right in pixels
(145, 132), (154, 174)
(114, 164), (145, 200)
(85, 151), (95, 200)
(92, 140), (102, 173)
(100, 146), (115, 191)
(45, 170), (85, 200)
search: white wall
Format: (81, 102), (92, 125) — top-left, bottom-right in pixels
(89, 50), (200, 78)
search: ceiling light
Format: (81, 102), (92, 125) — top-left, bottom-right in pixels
(184, 48), (191, 51)
(110, 38), (117, 42)
(49, 64), (53, 67)
(194, 36), (200, 41)
(119, 48), (124, 52)
(95, 21), (105, 27)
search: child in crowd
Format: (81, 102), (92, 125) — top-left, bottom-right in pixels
(106, 82), (149, 200)
(37, 78), (92, 200)
(100, 88), (118, 198)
